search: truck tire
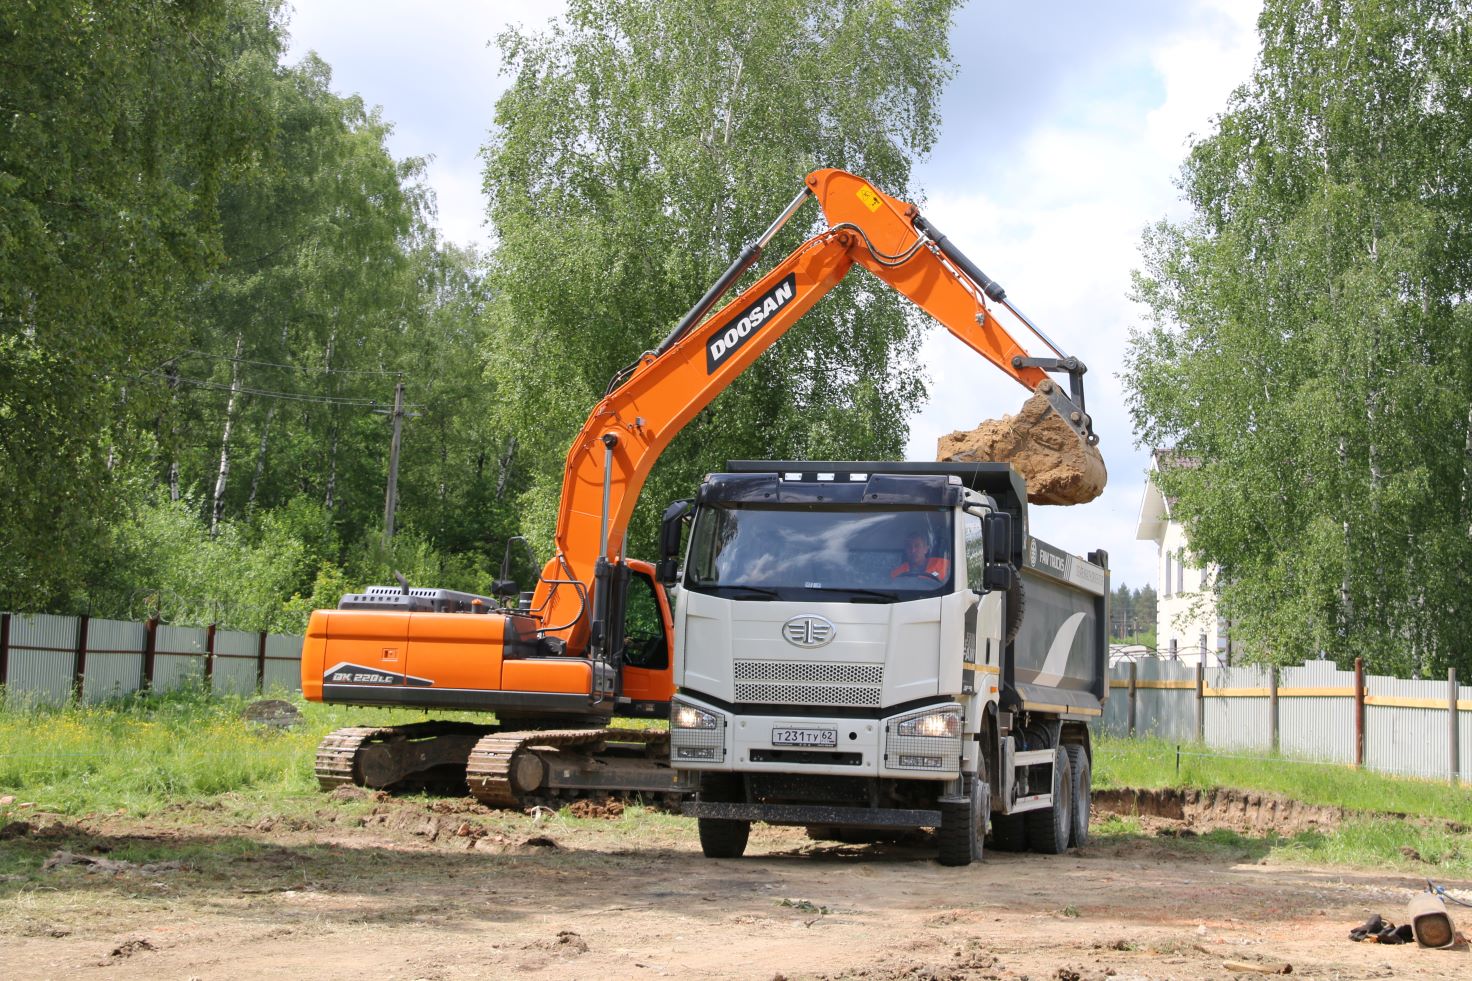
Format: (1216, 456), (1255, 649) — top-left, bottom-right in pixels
(937, 773), (988, 867)
(697, 772), (749, 859)
(989, 812), (1028, 852)
(1004, 576), (1025, 647)
(698, 816), (750, 858)
(1025, 746), (1072, 854)
(1064, 744), (1091, 848)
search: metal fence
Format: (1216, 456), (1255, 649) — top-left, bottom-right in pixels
(1103, 657), (1471, 782)
(0, 612), (303, 706)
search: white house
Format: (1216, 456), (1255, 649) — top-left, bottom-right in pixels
(1135, 450), (1229, 666)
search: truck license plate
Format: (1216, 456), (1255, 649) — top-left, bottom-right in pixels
(771, 727), (837, 748)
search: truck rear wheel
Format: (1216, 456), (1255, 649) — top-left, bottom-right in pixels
(989, 812), (1028, 851)
(938, 773), (988, 867)
(1064, 744), (1091, 847)
(1025, 746), (1072, 854)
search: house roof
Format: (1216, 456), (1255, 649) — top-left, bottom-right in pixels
(1135, 449), (1195, 543)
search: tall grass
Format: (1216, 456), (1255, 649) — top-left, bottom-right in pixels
(1094, 736), (1472, 824)
(0, 684), (480, 816)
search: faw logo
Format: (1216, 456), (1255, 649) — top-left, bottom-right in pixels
(706, 274), (797, 373)
(782, 614), (836, 649)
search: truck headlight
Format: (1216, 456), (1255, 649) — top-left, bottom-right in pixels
(897, 710), (960, 739)
(673, 703), (719, 730)
(884, 704), (963, 773)
(670, 699), (726, 764)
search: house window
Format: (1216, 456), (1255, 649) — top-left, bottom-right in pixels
(1200, 563), (1209, 589)
(1163, 550), (1172, 597)
(1176, 549), (1185, 594)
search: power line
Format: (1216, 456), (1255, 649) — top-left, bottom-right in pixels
(139, 371), (425, 409)
(172, 348), (404, 377)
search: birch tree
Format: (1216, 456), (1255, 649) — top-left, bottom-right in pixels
(1126, 0), (1472, 675)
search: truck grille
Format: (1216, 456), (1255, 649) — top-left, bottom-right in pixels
(733, 660), (883, 707)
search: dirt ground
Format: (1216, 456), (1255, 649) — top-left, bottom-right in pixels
(2, 790), (1469, 981)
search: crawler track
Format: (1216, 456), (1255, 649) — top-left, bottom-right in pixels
(314, 722), (493, 791)
(466, 727), (679, 808)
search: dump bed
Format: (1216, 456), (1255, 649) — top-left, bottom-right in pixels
(1007, 535), (1109, 719)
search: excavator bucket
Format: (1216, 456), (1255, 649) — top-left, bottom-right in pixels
(937, 385), (1108, 506)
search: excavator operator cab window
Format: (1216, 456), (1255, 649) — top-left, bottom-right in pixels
(621, 572), (669, 670)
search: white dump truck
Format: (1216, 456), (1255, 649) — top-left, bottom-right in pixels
(658, 460), (1109, 866)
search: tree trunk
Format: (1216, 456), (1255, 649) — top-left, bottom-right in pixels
(210, 333), (245, 537)
(246, 405), (275, 511)
(495, 434), (517, 499)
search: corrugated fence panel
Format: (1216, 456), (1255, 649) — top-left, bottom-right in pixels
(81, 617), (146, 702)
(1205, 665), (1271, 752)
(1135, 659), (1196, 742)
(261, 633), (301, 692)
(211, 629), (259, 696)
(6, 613), (78, 706)
(1461, 683), (1472, 783)
(1102, 664), (1130, 735)
(153, 624), (208, 692)
(1365, 676), (1455, 779)
(1280, 661), (1356, 763)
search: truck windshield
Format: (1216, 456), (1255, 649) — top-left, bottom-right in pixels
(684, 506), (954, 602)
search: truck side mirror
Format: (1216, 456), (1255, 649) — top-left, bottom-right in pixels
(658, 498), (695, 585)
(983, 511), (1012, 564)
(982, 564), (1013, 592)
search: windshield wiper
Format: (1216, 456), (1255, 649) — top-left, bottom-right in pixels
(802, 585), (899, 602)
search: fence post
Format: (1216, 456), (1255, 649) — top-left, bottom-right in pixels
(141, 616), (158, 691)
(1269, 665), (1280, 753)
(72, 614), (90, 702)
(1450, 668), (1460, 786)
(0, 612), (10, 696)
(1195, 661), (1205, 743)
(205, 623), (217, 691)
(256, 630), (267, 693)
(1127, 661), (1138, 737)
(1353, 656), (1365, 769)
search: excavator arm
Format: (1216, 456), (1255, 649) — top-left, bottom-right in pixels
(534, 168), (1097, 653)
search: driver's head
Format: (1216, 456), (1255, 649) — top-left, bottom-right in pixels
(904, 532), (930, 567)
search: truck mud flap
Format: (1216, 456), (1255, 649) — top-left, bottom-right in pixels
(684, 801), (942, 829)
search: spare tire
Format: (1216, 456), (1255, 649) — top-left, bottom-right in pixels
(1004, 575), (1025, 647)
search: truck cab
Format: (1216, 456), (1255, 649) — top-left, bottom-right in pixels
(662, 461), (1108, 866)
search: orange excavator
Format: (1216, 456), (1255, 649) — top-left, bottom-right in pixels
(301, 168), (1098, 805)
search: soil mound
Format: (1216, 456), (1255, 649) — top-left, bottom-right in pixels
(937, 389), (1106, 505)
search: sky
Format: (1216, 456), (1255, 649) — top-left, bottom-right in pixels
(282, 0), (1263, 592)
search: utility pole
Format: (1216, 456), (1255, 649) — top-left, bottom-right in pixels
(382, 381), (405, 547)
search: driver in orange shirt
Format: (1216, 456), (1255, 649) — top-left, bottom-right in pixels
(891, 532), (950, 581)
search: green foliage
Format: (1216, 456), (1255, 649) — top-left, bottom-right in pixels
(1110, 583), (1157, 641)
(0, 685), (487, 816)
(0, 2), (501, 622)
(1125, 0), (1472, 674)
(482, 0), (960, 553)
(0, 0), (282, 602)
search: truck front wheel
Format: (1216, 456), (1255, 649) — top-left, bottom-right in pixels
(938, 772), (988, 867)
(698, 817), (750, 858)
(697, 773), (749, 859)
(1025, 746), (1073, 854)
